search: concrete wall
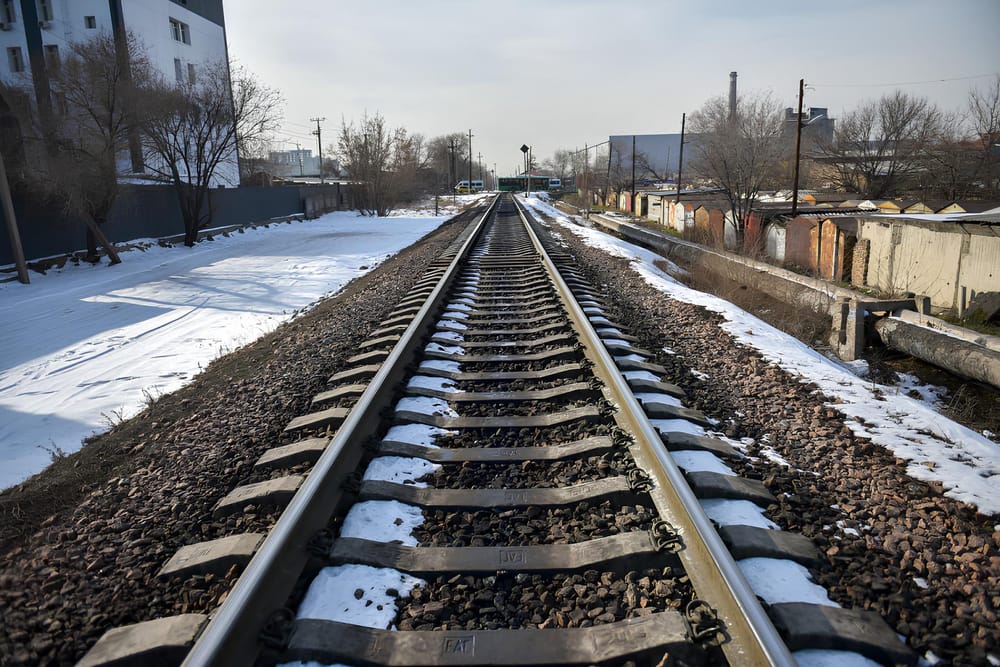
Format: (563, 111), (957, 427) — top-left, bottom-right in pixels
(857, 217), (1000, 311)
(0, 184), (346, 264)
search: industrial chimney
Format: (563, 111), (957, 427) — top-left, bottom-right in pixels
(729, 71), (738, 121)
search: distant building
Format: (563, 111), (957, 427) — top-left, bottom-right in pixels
(0, 0), (234, 184)
(269, 149), (318, 178)
(782, 107), (835, 153)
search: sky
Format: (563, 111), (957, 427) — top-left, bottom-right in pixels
(222, 0), (1000, 177)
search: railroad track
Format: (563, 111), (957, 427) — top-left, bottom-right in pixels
(80, 194), (913, 666)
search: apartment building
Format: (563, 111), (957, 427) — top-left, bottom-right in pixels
(0, 0), (235, 183)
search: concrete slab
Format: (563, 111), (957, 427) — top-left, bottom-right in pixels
(77, 614), (207, 667)
(769, 602), (915, 665)
(254, 437), (329, 471)
(685, 471), (775, 507)
(213, 475), (303, 517)
(158, 533), (265, 578)
(718, 525), (821, 566)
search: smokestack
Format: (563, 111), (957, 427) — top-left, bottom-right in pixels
(729, 71), (738, 121)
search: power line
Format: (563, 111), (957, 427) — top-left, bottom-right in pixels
(811, 72), (998, 88)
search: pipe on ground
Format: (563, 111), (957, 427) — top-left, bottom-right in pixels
(874, 317), (1000, 391)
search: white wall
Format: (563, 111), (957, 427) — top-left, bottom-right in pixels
(121, 1), (226, 85)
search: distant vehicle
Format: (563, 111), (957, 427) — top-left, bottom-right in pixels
(455, 180), (484, 193)
(548, 178), (562, 191)
(497, 176), (552, 192)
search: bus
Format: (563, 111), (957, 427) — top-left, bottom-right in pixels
(454, 180), (484, 193)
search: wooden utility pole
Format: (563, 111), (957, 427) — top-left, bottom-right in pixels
(0, 151), (29, 284)
(477, 152), (483, 182)
(311, 117), (326, 184)
(468, 129), (473, 195)
(630, 135), (636, 209)
(791, 78), (805, 218)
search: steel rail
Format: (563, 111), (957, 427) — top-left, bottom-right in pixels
(513, 196), (796, 667)
(181, 196), (502, 667)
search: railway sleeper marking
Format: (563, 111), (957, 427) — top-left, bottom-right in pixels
(282, 610), (692, 666)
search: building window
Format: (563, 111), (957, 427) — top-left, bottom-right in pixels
(1, 0), (16, 23)
(187, 63), (196, 84)
(44, 44), (59, 71)
(7, 46), (24, 73)
(84, 15), (96, 29)
(37, 0), (52, 22)
(169, 18), (190, 44)
(174, 57), (183, 83)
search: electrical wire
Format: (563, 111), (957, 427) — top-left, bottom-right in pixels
(811, 72), (998, 88)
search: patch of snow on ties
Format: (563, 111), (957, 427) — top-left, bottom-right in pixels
(792, 650), (883, 667)
(651, 419), (706, 438)
(395, 396), (459, 418)
(433, 330), (465, 343)
(442, 310), (469, 320)
(670, 451), (735, 476)
(615, 353), (647, 363)
(448, 302), (472, 312)
(738, 558), (837, 607)
(701, 499), (779, 529)
(533, 194), (1000, 515)
(363, 456), (439, 487)
(622, 370), (661, 383)
(602, 338), (633, 348)
(419, 359), (461, 375)
(382, 424), (454, 449)
(424, 342), (465, 356)
(590, 315), (613, 325)
(597, 327), (625, 337)
(295, 563), (425, 630)
(340, 500), (423, 546)
(436, 319), (467, 331)
(407, 375), (459, 393)
(633, 392), (683, 409)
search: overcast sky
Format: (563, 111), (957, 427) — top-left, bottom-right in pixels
(223, 0), (1000, 177)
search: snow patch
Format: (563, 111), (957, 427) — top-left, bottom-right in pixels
(738, 558), (838, 606)
(362, 456), (439, 487)
(340, 500), (423, 546)
(296, 563), (424, 630)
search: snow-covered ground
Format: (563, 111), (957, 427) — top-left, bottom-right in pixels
(0, 197), (486, 490)
(521, 194), (1000, 517)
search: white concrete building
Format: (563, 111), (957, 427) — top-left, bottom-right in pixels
(0, 0), (236, 184)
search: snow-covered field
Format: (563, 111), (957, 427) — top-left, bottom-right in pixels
(0, 199), (486, 490)
(521, 194), (1000, 517)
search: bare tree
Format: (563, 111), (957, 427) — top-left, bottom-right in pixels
(542, 149), (572, 182)
(338, 111), (419, 216)
(142, 61), (283, 245)
(967, 74), (1000, 196)
(688, 91), (785, 247)
(820, 91), (941, 198)
(6, 32), (154, 262)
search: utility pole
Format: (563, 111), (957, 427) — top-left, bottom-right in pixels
(295, 142), (303, 177)
(493, 162), (497, 190)
(468, 129), (473, 196)
(311, 117), (326, 184)
(0, 151), (28, 284)
(631, 135), (636, 212)
(583, 142), (589, 207)
(449, 139), (456, 203)
(477, 152), (483, 182)
(675, 113), (686, 205)
(791, 78), (805, 218)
